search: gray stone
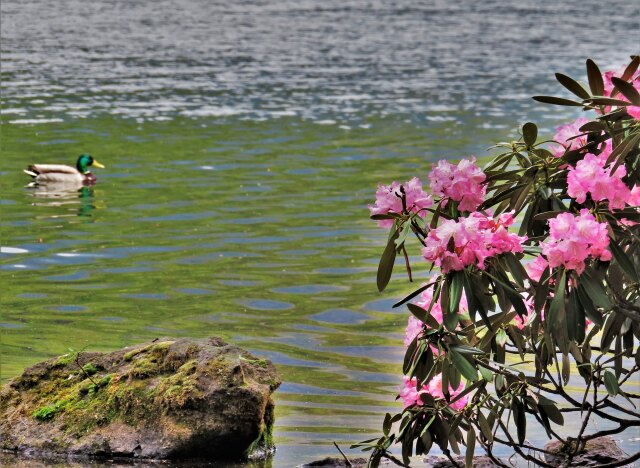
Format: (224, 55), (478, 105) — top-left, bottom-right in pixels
(544, 436), (627, 466)
(0, 337), (280, 461)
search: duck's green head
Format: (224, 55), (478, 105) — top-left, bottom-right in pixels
(76, 154), (105, 174)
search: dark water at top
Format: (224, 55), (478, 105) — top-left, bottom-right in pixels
(1, 1), (640, 466)
(2, 0), (639, 124)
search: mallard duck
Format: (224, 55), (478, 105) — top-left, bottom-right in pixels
(24, 154), (105, 185)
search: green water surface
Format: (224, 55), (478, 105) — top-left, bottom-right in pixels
(0, 115), (510, 464)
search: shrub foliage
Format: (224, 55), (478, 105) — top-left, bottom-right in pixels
(358, 57), (640, 467)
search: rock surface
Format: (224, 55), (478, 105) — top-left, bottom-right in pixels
(544, 436), (626, 466)
(0, 337), (280, 461)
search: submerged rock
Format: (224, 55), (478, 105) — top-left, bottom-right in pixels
(544, 436), (626, 466)
(0, 337), (280, 461)
(424, 455), (504, 467)
(300, 456), (369, 467)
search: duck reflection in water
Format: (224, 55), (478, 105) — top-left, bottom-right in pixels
(26, 183), (97, 219)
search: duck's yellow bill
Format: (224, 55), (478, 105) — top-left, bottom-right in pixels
(93, 160), (105, 169)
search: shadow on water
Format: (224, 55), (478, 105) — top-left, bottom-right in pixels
(0, 451), (273, 468)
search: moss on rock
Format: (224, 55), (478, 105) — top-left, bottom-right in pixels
(0, 337), (280, 461)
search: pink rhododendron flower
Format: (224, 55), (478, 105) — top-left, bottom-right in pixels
(404, 315), (424, 347)
(399, 374), (468, 410)
(399, 376), (423, 408)
(526, 255), (548, 283)
(549, 117), (591, 157)
(627, 106), (640, 120)
(627, 186), (640, 206)
(422, 211), (526, 273)
(369, 177), (433, 228)
(540, 210), (611, 274)
(429, 157), (486, 211)
(567, 153), (630, 210)
(427, 374), (468, 411)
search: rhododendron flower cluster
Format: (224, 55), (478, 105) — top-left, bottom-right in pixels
(422, 211), (526, 273)
(567, 153), (630, 209)
(369, 177), (433, 228)
(549, 117), (591, 157)
(540, 210), (611, 274)
(399, 375), (467, 410)
(428, 157), (486, 211)
(363, 58), (640, 465)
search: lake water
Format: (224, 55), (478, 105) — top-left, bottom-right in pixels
(1, 1), (639, 466)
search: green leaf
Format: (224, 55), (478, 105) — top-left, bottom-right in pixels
(393, 282), (436, 308)
(450, 345), (485, 355)
(462, 271), (478, 322)
(504, 253), (527, 288)
(609, 239), (638, 282)
(479, 366), (493, 382)
(477, 411), (493, 442)
(600, 312), (624, 354)
(547, 269), (566, 328)
(538, 398), (564, 426)
(607, 132), (640, 169)
(370, 213), (401, 221)
(534, 266), (550, 314)
(465, 426), (476, 468)
(555, 73), (591, 100)
(532, 95), (583, 106)
(512, 397), (526, 445)
(604, 370), (619, 397)
(576, 285), (603, 327)
(449, 271), (464, 316)
(522, 122), (538, 147)
(586, 59), (605, 96)
(489, 271), (528, 318)
(579, 121), (607, 132)
(612, 77), (640, 105)
(407, 303), (428, 323)
(449, 364), (461, 391)
(581, 273), (612, 309)
(621, 56), (640, 82)
(431, 417), (449, 452)
(561, 353), (570, 386)
(383, 413), (392, 436)
(587, 97), (631, 106)
(403, 337), (419, 375)
(395, 223), (411, 248)
(449, 348), (477, 381)
(377, 230), (398, 292)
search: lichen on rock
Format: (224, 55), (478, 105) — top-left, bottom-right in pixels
(0, 336), (280, 461)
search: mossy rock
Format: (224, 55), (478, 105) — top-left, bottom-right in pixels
(0, 337), (280, 461)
